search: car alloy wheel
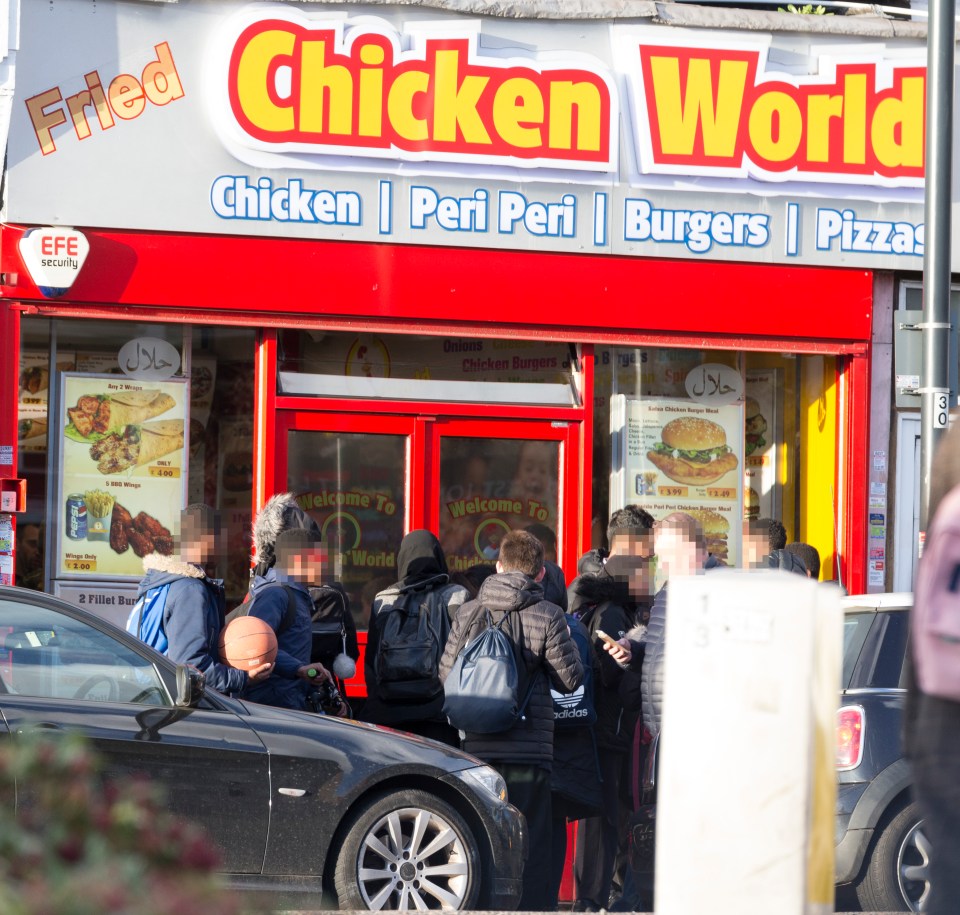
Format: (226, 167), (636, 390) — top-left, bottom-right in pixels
(897, 820), (932, 913)
(335, 790), (480, 911)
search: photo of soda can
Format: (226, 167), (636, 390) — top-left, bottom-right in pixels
(66, 494), (87, 540)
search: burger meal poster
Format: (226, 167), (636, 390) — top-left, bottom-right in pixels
(616, 395), (743, 566)
(56, 373), (188, 580)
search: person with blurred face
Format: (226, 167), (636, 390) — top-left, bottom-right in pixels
(244, 528), (336, 711)
(568, 505), (655, 913)
(134, 504), (272, 696)
(603, 512), (706, 725)
(742, 518), (806, 574)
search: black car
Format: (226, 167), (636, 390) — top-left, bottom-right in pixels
(629, 592), (926, 913)
(835, 592), (927, 913)
(0, 585), (524, 911)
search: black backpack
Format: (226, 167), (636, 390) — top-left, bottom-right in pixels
(442, 607), (535, 735)
(373, 588), (451, 703)
(307, 583), (357, 672)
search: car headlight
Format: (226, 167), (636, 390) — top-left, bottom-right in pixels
(454, 765), (508, 803)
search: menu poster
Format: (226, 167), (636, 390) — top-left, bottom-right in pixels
(57, 373), (188, 580)
(18, 351), (77, 453)
(614, 395), (744, 566)
(744, 369), (782, 523)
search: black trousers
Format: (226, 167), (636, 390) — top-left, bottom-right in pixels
(499, 763), (553, 911)
(574, 750), (626, 909)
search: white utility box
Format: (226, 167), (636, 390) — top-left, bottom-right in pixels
(655, 570), (842, 915)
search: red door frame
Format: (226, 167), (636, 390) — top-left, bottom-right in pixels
(422, 416), (582, 574)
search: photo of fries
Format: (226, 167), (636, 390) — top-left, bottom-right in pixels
(84, 489), (115, 541)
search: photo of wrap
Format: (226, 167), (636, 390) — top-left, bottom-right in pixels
(66, 389), (175, 439)
(89, 420), (185, 474)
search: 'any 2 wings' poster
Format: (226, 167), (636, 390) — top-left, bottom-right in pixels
(57, 373), (188, 580)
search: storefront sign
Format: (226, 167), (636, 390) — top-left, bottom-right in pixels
(17, 227), (89, 297)
(55, 373), (188, 580)
(221, 12), (615, 171)
(628, 42), (923, 187)
(6, 1), (937, 270)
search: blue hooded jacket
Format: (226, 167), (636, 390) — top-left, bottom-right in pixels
(242, 568), (314, 710)
(136, 553), (247, 695)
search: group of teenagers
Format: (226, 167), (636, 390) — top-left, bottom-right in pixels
(133, 491), (807, 912)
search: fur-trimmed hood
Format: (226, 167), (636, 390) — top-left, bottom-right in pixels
(253, 492), (299, 566)
(135, 552), (221, 603)
(252, 492), (322, 574)
(568, 565), (631, 615)
(141, 553), (205, 579)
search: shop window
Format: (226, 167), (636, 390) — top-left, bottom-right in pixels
(592, 347), (837, 580)
(277, 330), (581, 406)
(16, 320), (255, 613)
(286, 431), (406, 631)
(438, 437), (560, 571)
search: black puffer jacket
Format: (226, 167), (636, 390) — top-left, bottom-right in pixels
(439, 572), (583, 769)
(567, 568), (643, 752)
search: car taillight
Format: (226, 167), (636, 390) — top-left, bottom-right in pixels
(836, 705), (865, 770)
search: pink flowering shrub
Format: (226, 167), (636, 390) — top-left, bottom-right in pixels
(0, 732), (256, 915)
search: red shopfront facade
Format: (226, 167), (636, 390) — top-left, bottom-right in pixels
(0, 226), (873, 612)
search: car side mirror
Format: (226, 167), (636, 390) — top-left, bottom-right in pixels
(175, 664), (205, 708)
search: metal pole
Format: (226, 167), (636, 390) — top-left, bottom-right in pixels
(920, 0), (956, 536)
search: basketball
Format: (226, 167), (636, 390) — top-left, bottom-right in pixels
(218, 616), (278, 670)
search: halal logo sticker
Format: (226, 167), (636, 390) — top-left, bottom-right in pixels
(19, 227), (89, 297)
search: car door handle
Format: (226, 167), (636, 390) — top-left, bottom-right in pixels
(17, 723), (64, 734)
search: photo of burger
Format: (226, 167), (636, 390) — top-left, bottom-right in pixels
(744, 486), (760, 521)
(686, 508), (730, 563)
(647, 416), (739, 486)
(745, 397), (768, 457)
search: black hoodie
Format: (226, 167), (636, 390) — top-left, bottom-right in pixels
(363, 531), (469, 727)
